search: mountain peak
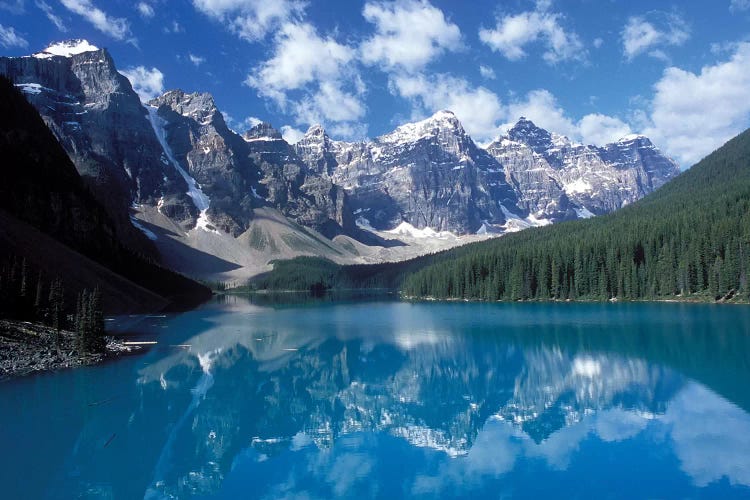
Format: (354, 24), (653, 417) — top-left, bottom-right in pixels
(617, 133), (649, 143)
(244, 122), (282, 141)
(507, 116), (554, 150)
(305, 124), (327, 137)
(33, 39), (100, 59)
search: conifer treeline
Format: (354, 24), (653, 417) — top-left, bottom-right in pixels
(0, 255), (106, 352)
(401, 130), (750, 301)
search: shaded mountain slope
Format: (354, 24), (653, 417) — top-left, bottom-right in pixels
(0, 76), (210, 313)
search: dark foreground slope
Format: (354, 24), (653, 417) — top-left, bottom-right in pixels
(0, 76), (210, 313)
(255, 128), (750, 303)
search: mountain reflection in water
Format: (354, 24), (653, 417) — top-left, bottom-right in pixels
(1, 297), (748, 499)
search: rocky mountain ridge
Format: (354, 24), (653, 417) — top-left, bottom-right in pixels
(0, 40), (681, 281)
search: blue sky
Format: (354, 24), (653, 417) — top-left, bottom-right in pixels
(1, 0), (750, 166)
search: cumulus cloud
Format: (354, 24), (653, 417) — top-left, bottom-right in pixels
(36, 1), (67, 32)
(360, 0), (462, 72)
(730, 0), (750, 11)
(578, 114), (633, 146)
(192, 0), (304, 41)
(504, 89), (578, 138)
(479, 0), (585, 64)
(641, 42), (750, 166)
(120, 66), (165, 102)
(622, 12), (690, 61)
(281, 125), (306, 144)
(390, 72), (504, 142)
(504, 90), (632, 145)
(60, 0), (130, 40)
(245, 22), (365, 138)
(137, 2), (154, 19)
(0, 24), (28, 48)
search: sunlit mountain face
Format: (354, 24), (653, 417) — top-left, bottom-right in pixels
(85, 297), (748, 499)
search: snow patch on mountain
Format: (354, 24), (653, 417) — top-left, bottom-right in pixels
(564, 178), (593, 195)
(146, 105), (216, 233)
(34, 40), (99, 59)
(575, 206), (596, 219)
(379, 110), (461, 145)
(385, 221), (457, 240)
(500, 205), (552, 233)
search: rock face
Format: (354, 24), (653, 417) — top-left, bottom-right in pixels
(0, 40), (681, 258)
(0, 40), (193, 249)
(485, 118), (681, 220)
(245, 122), (355, 238)
(290, 112), (680, 234)
(148, 90), (262, 236)
(317, 111), (518, 234)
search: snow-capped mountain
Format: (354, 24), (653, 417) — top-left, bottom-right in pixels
(486, 117), (680, 220)
(0, 40), (681, 280)
(0, 39), (194, 251)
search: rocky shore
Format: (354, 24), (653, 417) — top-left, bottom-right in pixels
(0, 319), (140, 381)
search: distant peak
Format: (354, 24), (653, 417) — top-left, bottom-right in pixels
(305, 124), (327, 137)
(431, 109), (455, 119)
(511, 116), (541, 130)
(33, 39), (100, 59)
(618, 133), (648, 143)
(244, 122), (282, 141)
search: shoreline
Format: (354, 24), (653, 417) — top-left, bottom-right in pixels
(0, 319), (145, 382)
(235, 287), (748, 305)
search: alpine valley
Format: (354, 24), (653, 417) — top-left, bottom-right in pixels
(0, 40), (680, 284)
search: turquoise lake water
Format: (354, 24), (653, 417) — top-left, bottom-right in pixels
(1, 297), (750, 499)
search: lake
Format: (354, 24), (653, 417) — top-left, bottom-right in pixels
(1, 297), (749, 499)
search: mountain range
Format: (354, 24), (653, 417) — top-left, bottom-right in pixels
(0, 40), (680, 283)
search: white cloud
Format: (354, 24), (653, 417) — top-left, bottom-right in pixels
(60, 0), (130, 40)
(593, 37), (603, 49)
(642, 42), (750, 166)
(36, 1), (67, 32)
(622, 13), (690, 61)
(665, 383), (750, 487)
(504, 90), (632, 145)
(188, 53), (205, 66)
(281, 124), (306, 144)
(120, 66), (165, 102)
(504, 89), (578, 139)
(360, 0), (461, 72)
(0, 24), (28, 48)
(578, 114), (632, 146)
(479, 65), (496, 80)
(247, 22), (354, 96)
(730, 0), (750, 12)
(479, 1), (585, 64)
(245, 22), (365, 138)
(390, 73), (504, 142)
(137, 2), (154, 19)
(192, 0), (303, 41)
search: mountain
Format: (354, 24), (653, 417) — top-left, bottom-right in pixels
(486, 118), (679, 220)
(0, 75), (211, 313)
(0, 40), (195, 253)
(399, 126), (750, 301)
(0, 40), (680, 283)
